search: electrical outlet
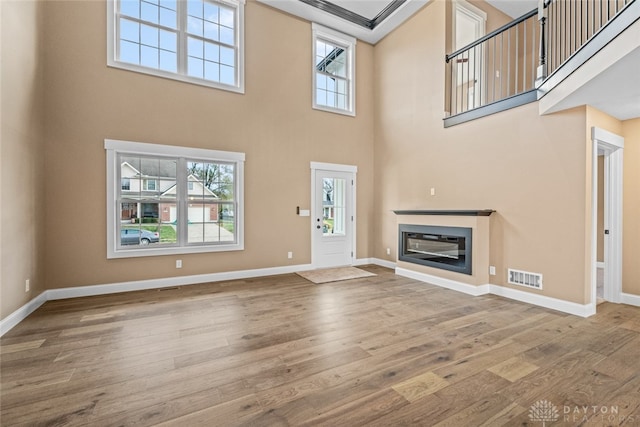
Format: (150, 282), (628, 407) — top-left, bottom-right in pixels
(489, 266), (496, 276)
(176, 260), (182, 269)
(430, 187), (436, 196)
(386, 248), (391, 255)
(25, 279), (30, 292)
(287, 252), (293, 259)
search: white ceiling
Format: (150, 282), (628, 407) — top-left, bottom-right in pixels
(484, 0), (537, 18)
(256, 0), (429, 44)
(538, 14), (640, 121)
(257, 0), (538, 44)
(330, 0), (395, 19)
(584, 47), (640, 120)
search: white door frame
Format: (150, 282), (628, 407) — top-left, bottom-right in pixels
(452, 0), (487, 109)
(590, 127), (624, 305)
(310, 162), (357, 268)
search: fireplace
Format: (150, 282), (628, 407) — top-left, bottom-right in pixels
(398, 224), (472, 275)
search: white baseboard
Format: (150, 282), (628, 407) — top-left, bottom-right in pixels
(356, 257), (396, 269)
(396, 266), (596, 317)
(0, 292), (48, 336)
(46, 263), (315, 300)
(396, 267), (491, 296)
(489, 284), (596, 317)
(622, 292), (640, 307)
(2, 259), (635, 336)
(1, 263), (313, 337)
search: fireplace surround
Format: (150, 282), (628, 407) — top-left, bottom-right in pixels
(393, 209), (493, 286)
(398, 224), (472, 275)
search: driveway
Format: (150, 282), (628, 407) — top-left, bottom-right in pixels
(187, 222), (235, 243)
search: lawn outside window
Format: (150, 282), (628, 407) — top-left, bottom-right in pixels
(105, 139), (245, 258)
(107, 0), (245, 93)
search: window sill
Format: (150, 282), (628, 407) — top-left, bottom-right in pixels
(312, 104), (355, 117)
(107, 242), (244, 259)
(107, 61), (245, 94)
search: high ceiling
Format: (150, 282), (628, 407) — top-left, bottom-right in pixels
(330, 0), (400, 19)
(257, 0), (537, 44)
(257, 0), (639, 120)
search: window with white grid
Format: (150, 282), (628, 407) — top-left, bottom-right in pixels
(312, 23), (356, 116)
(105, 139), (245, 259)
(107, 0), (245, 93)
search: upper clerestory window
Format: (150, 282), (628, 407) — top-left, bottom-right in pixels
(312, 23), (356, 116)
(107, 0), (245, 93)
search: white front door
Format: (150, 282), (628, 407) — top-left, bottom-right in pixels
(311, 163), (356, 268)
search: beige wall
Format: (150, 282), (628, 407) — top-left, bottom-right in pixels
(1, 1), (47, 318)
(374, 0), (591, 304)
(2, 0), (638, 322)
(622, 118), (640, 295)
(40, 0), (374, 290)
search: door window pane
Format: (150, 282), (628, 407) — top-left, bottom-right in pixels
(322, 177), (346, 236)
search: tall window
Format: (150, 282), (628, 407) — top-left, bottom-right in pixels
(105, 139), (245, 258)
(107, 0), (245, 93)
(312, 23), (356, 116)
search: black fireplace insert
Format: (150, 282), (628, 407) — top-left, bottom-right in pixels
(398, 224), (472, 275)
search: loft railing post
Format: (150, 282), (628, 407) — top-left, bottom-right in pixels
(536, 0), (549, 86)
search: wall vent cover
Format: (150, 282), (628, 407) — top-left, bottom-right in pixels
(508, 268), (543, 290)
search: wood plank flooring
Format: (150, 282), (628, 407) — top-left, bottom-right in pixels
(1, 265), (639, 426)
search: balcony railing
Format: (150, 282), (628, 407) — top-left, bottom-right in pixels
(445, 9), (539, 120)
(540, 0), (635, 79)
(445, 0), (636, 126)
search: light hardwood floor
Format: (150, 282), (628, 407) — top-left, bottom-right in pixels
(1, 265), (639, 426)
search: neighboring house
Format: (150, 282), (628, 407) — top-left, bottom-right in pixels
(120, 161), (220, 223)
(161, 175), (220, 223)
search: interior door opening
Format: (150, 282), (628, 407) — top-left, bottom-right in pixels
(591, 127), (624, 309)
(596, 153), (605, 304)
(453, 0), (486, 111)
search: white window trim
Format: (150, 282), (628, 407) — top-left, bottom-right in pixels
(312, 23), (356, 116)
(106, 0), (245, 93)
(105, 139), (245, 259)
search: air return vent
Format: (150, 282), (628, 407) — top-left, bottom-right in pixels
(508, 268), (543, 290)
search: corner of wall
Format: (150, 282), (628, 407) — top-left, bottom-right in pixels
(0, 0), (47, 321)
